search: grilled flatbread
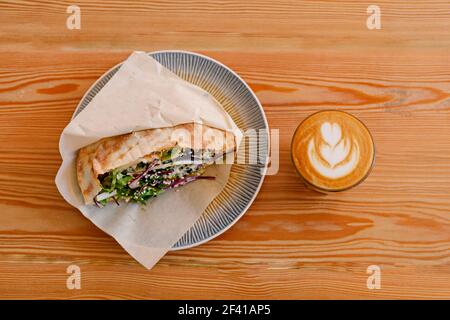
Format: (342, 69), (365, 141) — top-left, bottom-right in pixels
(77, 123), (235, 206)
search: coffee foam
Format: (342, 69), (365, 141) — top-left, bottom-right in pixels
(292, 111), (374, 191)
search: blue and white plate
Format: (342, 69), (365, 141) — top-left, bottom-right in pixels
(75, 51), (269, 250)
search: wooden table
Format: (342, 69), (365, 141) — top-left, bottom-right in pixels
(1, 0), (449, 299)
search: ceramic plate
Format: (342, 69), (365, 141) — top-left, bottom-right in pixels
(74, 51), (269, 250)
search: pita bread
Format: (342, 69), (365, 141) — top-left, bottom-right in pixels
(77, 123), (236, 205)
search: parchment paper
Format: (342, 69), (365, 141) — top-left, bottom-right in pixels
(55, 51), (242, 269)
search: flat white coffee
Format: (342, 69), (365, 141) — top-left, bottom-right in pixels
(292, 110), (374, 191)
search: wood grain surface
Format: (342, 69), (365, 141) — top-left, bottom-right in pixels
(0, 0), (449, 299)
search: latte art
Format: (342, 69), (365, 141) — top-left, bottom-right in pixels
(291, 111), (375, 192)
(307, 122), (359, 179)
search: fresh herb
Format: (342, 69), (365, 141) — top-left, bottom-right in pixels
(94, 147), (216, 207)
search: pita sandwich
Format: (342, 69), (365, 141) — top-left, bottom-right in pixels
(77, 123), (236, 206)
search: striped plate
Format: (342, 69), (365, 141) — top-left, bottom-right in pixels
(74, 51), (269, 250)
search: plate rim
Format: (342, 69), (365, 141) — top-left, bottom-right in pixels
(73, 50), (270, 251)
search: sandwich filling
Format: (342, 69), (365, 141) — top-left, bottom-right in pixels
(94, 146), (217, 206)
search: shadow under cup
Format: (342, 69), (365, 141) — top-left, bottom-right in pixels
(290, 110), (375, 193)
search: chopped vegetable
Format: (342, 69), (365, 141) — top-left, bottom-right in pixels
(128, 159), (158, 189)
(96, 147), (216, 206)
